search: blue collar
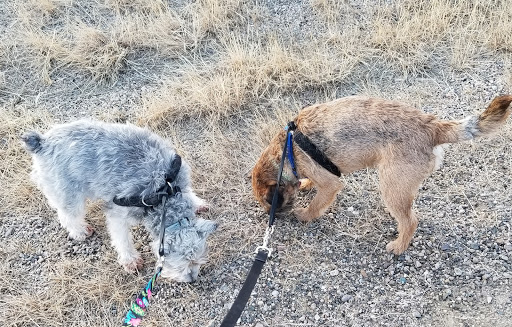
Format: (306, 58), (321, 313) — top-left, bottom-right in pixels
(285, 126), (299, 179)
(167, 217), (190, 231)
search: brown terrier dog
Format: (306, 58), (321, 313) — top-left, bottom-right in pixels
(252, 95), (512, 254)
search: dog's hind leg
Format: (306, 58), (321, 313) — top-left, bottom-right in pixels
(378, 161), (430, 255)
(104, 206), (143, 273)
(294, 169), (343, 221)
(44, 191), (93, 241)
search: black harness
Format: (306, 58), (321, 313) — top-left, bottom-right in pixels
(113, 154), (183, 258)
(113, 155), (182, 208)
(287, 121), (341, 177)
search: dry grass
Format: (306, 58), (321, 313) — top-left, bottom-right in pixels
(2, 0), (512, 326)
(372, 0), (512, 72)
(0, 107), (54, 217)
(140, 30), (362, 124)
(12, 0), (191, 83)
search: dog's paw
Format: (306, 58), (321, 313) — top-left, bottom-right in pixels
(298, 178), (313, 191)
(386, 240), (408, 255)
(294, 208), (315, 222)
(122, 256), (144, 273)
(68, 225), (94, 241)
(195, 204), (209, 214)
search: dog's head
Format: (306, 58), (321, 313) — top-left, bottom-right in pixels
(147, 194), (217, 283)
(156, 217), (217, 283)
(251, 145), (298, 213)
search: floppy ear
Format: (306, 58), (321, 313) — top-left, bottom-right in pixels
(195, 219), (218, 236)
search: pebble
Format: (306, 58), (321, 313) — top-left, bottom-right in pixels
(442, 289), (452, 300)
(487, 296), (493, 304)
(454, 268), (463, 276)
(341, 295), (353, 302)
(412, 310), (422, 318)
(271, 290), (279, 297)
(330, 269), (339, 276)
(441, 244), (451, 251)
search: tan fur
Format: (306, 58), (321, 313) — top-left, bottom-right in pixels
(252, 95), (512, 254)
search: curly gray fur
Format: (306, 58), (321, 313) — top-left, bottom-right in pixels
(22, 119), (217, 282)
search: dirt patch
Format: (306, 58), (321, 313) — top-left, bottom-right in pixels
(1, 0), (511, 326)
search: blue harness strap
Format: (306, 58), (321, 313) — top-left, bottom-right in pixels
(285, 126), (299, 179)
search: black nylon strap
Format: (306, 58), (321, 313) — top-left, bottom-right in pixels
(219, 250), (268, 327)
(113, 155), (182, 207)
(294, 131), (341, 177)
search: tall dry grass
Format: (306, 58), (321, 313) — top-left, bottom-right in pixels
(372, 0), (512, 72)
(13, 0), (191, 84)
(139, 30), (363, 125)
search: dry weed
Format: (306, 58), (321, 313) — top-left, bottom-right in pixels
(185, 0), (244, 41)
(372, 0), (512, 73)
(3, 256), (145, 327)
(12, 0), (190, 83)
(140, 31), (361, 124)
(0, 107), (53, 217)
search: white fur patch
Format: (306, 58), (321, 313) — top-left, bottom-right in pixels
(432, 145), (445, 170)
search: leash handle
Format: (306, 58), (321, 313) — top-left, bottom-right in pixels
(219, 250), (269, 327)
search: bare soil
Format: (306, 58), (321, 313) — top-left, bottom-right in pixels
(1, 1), (511, 326)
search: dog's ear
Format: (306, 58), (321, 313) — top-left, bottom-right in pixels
(195, 219), (218, 236)
(265, 184), (284, 209)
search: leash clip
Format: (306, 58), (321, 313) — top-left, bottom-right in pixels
(255, 226), (274, 257)
(156, 255), (165, 269)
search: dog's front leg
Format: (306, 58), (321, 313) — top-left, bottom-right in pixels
(104, 206), (143, 273)
(294, 171), (343, 221)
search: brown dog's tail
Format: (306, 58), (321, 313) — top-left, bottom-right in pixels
(434, 95), (512, 145)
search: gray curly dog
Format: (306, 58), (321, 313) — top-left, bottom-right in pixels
(22, 119), (217, 283)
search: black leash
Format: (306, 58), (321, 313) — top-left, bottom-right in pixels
(219, 122), (294, 327)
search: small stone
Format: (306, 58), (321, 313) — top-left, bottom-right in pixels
(341, 294), (353, 302)
(441, 244), (451, 251)
(360, 269), (367, 278)
(442, 289), (452, 300)
(255, 323), (264, 327)
(415, 261), (421, 268)
(469, 242), (480, 250)
(271, 290), (279, 297)
(399, 277), (407, 284)
(314, 314), (320, 321)
(4, 227), (13, 237)
(412, 310), (422, 318)
(454, 268), (463, 276)
(504, 243), (512, 251)
(487, 296), (493, 304)
(434, 262), (442, 270)
(330, 269), (339, 276)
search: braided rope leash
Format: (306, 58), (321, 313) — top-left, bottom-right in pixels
(122, 180), (180, 326)
(122, 268), (162, 326)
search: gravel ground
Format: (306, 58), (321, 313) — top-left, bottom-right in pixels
(1, 0), (512, 326)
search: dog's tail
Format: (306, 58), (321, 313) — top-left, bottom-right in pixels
(21, 131), (44, 153)
(434, 95), (512, 145)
